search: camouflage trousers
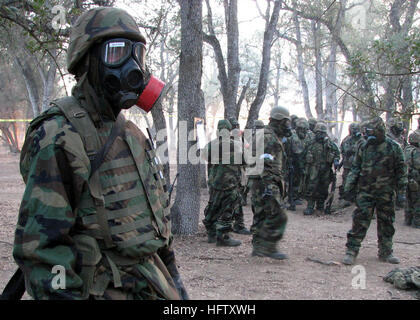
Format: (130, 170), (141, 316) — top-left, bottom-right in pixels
(346, 192), (396, 257)
(232, 203), (246, 230)
(305, 167), (332, 205)
(338, 168), (350, 199)
(405, 189), (420, 228)
(250, 178), (288, 253)
(203, 187), (241, 238)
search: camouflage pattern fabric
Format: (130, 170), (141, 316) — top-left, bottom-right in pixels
(344, 119), (407, 257)
(284, 130), (305, 201)
(384, 266), (420, 291)
(13, 75), (180, 300)
(303, 136), (340, 208)
(404, 144), (420, 228)
(250, 124), (288, 254)
(67, 7), (146, 74)
(201, 130), (243, 238)
(338, 131), (362, 199)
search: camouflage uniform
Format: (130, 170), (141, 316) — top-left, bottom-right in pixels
(338, 123), (362, 202)
(284, 127), (305, 209)
(293, 118), (310, 202)
(404, 131), (420, 228)
(228, 118), (250, 234)
(307, 117), (317, 141)
(303, 122), (340, 215)
(386, 117), (406, 148)
(202, 120), (242, 246)
(342, 117), (407, 265)
(12, 8), (186, 300)
(250, 106), (290, 260)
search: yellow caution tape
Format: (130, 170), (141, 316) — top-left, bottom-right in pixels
(0, 119), (32, 122)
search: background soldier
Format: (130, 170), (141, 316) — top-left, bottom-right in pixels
(12, 7), (188, 300)
(250, 106), (291, 260)
(294, 118), (311, 202)
(307, 117), (317, 141)
(228, 117), (251, 235)
(404, 131), (420, 228)
(338, 122), (362, 207)
(202, 120), (243, 247)
(342, 116), (407, 265)
(303, 122), (340, 215)
(284, 117), (305, 210)
(387, 116), (406, 148)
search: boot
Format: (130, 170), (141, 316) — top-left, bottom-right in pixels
(379, 254), (400, 264)
(252, 250), (288, 260)
(342, 251), (357, 265)
(216, 234), (242, 247)
(207, 234), (216, 243)
(304, 200), (315, 216)
(233, 226), (252, 235)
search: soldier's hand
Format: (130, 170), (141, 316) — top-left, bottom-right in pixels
(172, 274), (189, 300)
(334, 159), (340, 171)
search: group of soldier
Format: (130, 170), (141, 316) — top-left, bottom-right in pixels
(201, 107), (420, 265)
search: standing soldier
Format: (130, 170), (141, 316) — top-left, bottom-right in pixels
(386, 116), (407, 209)
(342, 117), (407, 265)
(307, 117), (317, 141)
(338, 122), (363, 207)
(10, 7), (188, 300)
(404, 131), (420, 229)
(250, 106), (291, 260)
(303, 122), (340, 215)
(284, 118), (305, 210)
(294, 118), (311, 202)
(228, 117), (251, 235)
(202, 120), (243, 247)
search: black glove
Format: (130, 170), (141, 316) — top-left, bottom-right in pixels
(343, 192), (354, 202)
(158, 246), (189, 300)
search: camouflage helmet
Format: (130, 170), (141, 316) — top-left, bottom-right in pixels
(308, 117), (317, 130)
(408, 130), (420, 145)
(290, 114), (298, 126)
(228, 117), (240, 129)
(349, 122), (360, 134)
(67, 7), (146, 75)
(314, 122), (328, 133)
(270, 106), (290, 121)
(296, 118), (309, 129)
(253, 120), (265, 129)
(217, 119), (232, 131)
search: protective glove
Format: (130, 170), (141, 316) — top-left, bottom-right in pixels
(158, 246), (189, 300)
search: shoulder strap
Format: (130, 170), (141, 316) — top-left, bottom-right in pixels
(50, 96), (102, 160)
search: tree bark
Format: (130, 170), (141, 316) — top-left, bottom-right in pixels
(312, 20), (324, 119)
(171, 0), (203, 235)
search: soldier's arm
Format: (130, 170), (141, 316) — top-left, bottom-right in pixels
(344, 144), (362, 194)
(13, 123), (89, 300)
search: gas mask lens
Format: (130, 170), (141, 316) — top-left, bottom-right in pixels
(102, 38), (146, 70)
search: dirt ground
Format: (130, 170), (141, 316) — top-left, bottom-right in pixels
(0, 145), (419, 300)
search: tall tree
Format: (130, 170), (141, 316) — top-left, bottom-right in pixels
(171, 0), (203, 235)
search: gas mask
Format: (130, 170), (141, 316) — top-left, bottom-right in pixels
(271, 119), (292, 138)
(365, 127), (377, 143)
(315, 132), (328, 142)
(98, 38), (165, 113)
(391, 124), (404, 136)
(296, 128), (307, 140)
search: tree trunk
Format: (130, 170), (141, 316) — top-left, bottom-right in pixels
(245, 0), (282, 129)
(171, 0), (203, 235)
(293, 11), (312, 119)
(14, 56), (40, 117)
(312, 20), (323, 119)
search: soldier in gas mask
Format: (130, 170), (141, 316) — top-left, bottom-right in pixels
(250, 106), (291, 260)
(11, 7), (188, 300)
(342, 117), (407, 265)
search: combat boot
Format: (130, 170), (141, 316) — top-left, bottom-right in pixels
(207, 234), (216, 243)
(379, 254), (400, 264)
(233, 226), (252, 235)
(304, 200), (315, 215)
(216, 234), (241, 247)
(252, 250), (288, 260)
(342, 251), (357, 265)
